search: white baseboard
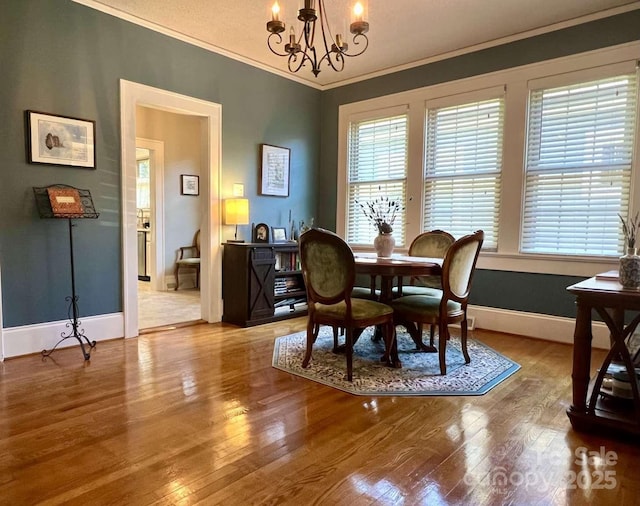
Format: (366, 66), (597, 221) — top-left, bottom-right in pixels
(468, 305), (610, 350)
(2, 313), (124, 359)
(0, 306), (610, 359)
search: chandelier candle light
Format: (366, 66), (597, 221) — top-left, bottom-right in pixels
(266, 0), (369, 77)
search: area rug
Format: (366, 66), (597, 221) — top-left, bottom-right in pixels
(272, 326), (520, 396)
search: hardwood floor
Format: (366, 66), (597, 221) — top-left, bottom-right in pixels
(0, 319), (638, 505)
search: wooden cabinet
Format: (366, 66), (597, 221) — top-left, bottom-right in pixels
(222, 243), (307, 327)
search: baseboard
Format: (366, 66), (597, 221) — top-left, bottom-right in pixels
(468, 306), (610, 350)
(0, 306), (610, 359)
(2, 313), (124, 359)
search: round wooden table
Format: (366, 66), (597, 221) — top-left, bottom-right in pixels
(354, 253), (443, 352)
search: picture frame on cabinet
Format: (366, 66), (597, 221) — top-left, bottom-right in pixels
(271, 227), (287, 243)
(253, 222), (270, 243)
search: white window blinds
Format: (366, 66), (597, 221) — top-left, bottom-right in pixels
(347, 114), (407, 246)
(424, 97), (504, 250)
(522, 74), (638, 256)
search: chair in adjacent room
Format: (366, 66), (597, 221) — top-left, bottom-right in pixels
(174, 229), (201, 290)
(299, 228), (397, 381)
(391, 230), (484, 375)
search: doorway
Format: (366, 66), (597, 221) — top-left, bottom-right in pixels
(120, 80), (222, 338)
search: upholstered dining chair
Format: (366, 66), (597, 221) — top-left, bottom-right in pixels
(394, 229), (455, 297)
(392, 229), (455, 346)
(299, 228), (396, 381)
(174, 229), (201, 290)
(390, 230), (484, 375)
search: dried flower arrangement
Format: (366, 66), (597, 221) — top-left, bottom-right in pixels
(357, 192), (402, 234)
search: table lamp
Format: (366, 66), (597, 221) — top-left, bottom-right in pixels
(224, 198), (249, 242)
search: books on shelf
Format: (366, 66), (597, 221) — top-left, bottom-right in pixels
(595, 270), (619, 280)
(274, 251), (301, 272)
(274, 275), (303, 295)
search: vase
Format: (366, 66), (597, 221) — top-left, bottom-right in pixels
(374, 232), (395, 258)
(619, 247), (640, 289)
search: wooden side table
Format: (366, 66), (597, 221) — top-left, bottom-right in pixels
(566, 277), (640, 438)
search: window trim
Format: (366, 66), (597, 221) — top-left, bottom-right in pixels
(337, 41), (640, 277)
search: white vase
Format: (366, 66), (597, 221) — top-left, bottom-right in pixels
(619, 247), (640, 289)
(374, 233), (395, 258)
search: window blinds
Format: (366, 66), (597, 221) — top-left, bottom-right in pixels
(424, 98), (504, 250)
(347, 114), (408, 246)
(522, 74), (638, 255)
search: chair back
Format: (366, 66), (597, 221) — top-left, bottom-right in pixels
(299, 228), (355, 306)
(194, 230), (201, 256)
(409, 229), (455, 258)
(441, 230), (484, 303)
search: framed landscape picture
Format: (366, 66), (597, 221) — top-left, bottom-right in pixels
(26, 110), (96, 169)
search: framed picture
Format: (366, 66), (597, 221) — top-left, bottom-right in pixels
(260, 144), (290, 197)
(181, 174), (199, 196)
(253, 223), (270, 243)
(26, 110), (96, 169)
(272, 227), (287, 243)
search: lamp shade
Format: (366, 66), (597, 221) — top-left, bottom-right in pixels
(224, 198), (249, 225)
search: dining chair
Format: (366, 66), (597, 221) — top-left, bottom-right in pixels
(174, 229), (201, 290)
(390, 230), (484, 375)
(299, 228), (397, 381)
(392, 229), (455, 345)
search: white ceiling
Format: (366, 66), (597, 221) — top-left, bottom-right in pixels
(76, 0), (640, 88)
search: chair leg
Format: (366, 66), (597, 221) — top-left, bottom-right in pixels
(461, 318), (470, 364)
(196, 266), (200, 289)
(302, 319), (315, 368)
(174, 265), (180, 291)
(345, 328), (354, 381)
(429, 324), (435, 347)
(438, 320), (448, 375)
(381, 321), (400, 368)
(332, 326), (339, 353)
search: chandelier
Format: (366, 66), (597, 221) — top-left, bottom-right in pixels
(266, 0), (369, 77)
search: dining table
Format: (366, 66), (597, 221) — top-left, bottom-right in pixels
(354, 252), (443, 352)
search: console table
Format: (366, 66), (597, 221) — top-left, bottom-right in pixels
(566, 277), (640, 438)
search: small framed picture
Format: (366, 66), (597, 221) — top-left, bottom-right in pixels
(253, 223), (270, 243)
(271, 227), (287, 243)
(260, 144), (290, 197)
(181, 174), (199, 196)
(26, 110), (96, 169)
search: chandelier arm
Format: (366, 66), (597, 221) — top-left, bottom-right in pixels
(316, 49), (345, 73)
(287, 49), (311, 74)
(341, 33), (369, 58)
(267, 33), (291, 57)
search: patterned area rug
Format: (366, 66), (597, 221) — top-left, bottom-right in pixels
(272, 326), (520, 396)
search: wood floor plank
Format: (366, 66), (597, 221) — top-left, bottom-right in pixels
(0, 319), (639, 504)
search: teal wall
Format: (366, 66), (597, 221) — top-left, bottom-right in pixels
(320, 10), (640, 319)
(0, 0), (319, 327)
(1, 1), (638, 329)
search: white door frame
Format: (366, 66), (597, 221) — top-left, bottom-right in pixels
(120, 80), (222, 338)
(136, 137), (165, 291)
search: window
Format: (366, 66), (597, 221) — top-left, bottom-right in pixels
(137, 157), (150, 209)
(523, 74), (638, 256)
(346, 113), (408, 246)
(424, 97), (504, 250)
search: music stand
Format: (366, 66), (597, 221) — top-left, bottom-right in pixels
(33, 184), (100, 360)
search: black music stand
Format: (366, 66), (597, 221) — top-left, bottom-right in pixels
(33, 185), (100, 360)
